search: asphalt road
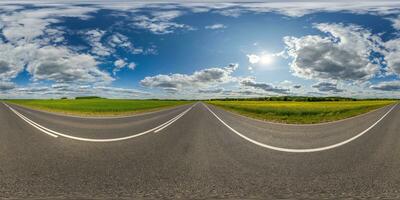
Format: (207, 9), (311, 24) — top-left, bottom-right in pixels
(0, 101), (399, 199)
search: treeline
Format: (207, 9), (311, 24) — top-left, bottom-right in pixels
(207, 96), (398, 102)
(75, 96), (105, 100)
(64, 97), (191, 101)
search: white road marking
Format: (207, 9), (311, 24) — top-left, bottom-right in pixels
(4, 103), (59, 138)
(204, 103), (398, 153)
(4, 102), (195, 142)
(154, 107), (192, 133)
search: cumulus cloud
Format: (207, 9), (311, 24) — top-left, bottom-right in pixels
(383, 39), (400, 76)
(108, 33), (130, 48)
(0, 59), (20, 81)
(370, 81), (400, 91)
(240, 79), (289, 94)
(113, 59), (136, 74)
(24, 45), (113, 84)
(84, 29), (112, 56)
(0, 5), (116, 90)
(312, 82), (344, 93)
(293, 85), (302, 89)
(389, 16), (400, 30)
(133, 10), (192, 34)
(205, 23), (226, 29)
(93, 86), (149, 96)
(0, 6), (97, 44)
(284, 23), (380, 82)
(197, 87), (266, 97)
(198, 88), (224, 93)
(107, 33), (147, 55)
(0, 82), (15, 91)
(0, 43), (34, 81)
(140, 63), (238, 91)
(247, 54), (260, 64)
(114, 59), (126, 69)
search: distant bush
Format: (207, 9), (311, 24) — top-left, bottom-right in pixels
(60, 97), (68, 99)
(75, 96), (104, 100)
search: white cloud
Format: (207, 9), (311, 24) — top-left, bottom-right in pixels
(240, 78), (289, 94)
(140, 63), (238, 91)
(133, 10), (192, 34)
(284, 23), (380, 81)
(246, 52), (284, 71)
(215, 7), (245, 17)
(293, 85), (302, 89)
(205, 23), (226, 29)
(279, 80), (293, 87)
(0, 81), (15, 91)
(93, 86), (148, 96)
(107, 33), (145, 54)
(84, 29), (112, 56)
(312, 82), (344, 93)
(382, 39), (400, 76)
(247, 54), (260, 64)
(197, 87), (266, 97)
(113, 59), (136, 74)
(0, 6), (97, 44)
(24, 45), (113, 84)
(108, 33), (131, 48)
(370, 80), (400, 91)
(0, 5), (113, 86)
(114, 59), (126, 69)
(211, 2), (400, 18)
(389, 16), (400, 30)
(198, 88), (224, 94)
(127, 62), (136, 70)
(0, 43), (33, 81)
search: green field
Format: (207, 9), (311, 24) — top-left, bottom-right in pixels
(5, 99), (191, 117)
(207, 100), (397, 124)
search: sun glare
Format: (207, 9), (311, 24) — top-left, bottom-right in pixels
(259, 54), (274, 65)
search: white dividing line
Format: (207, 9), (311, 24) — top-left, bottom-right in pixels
(204, 103), (398, 153)
(154, 107), (192, 133)
(4, 102), (195, 142)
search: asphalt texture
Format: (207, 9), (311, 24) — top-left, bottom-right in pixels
(0, 102), (399, 199)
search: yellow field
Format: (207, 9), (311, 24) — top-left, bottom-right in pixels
(6, 99), (191, 117)
(207, 100), (397, 124)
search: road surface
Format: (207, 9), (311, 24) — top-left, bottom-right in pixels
(0, 102), (399, 199)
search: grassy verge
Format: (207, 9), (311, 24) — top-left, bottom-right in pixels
(207, 100), (397, 124)
(5, 99), (192, 117)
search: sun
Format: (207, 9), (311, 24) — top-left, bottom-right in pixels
(259, 54), (274, 65)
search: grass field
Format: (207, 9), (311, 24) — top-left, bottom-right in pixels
(207, 100), (397, 124)
(5, 99), (191, 117)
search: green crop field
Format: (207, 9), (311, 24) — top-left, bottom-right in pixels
(207, 100), (397, 124)
(5, 99), (192, 117)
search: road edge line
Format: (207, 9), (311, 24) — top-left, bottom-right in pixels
(4, 102), (195, 142)
(4, 103), (59, 138)
(203, 103), (397, 153)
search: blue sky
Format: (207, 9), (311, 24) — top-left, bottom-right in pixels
(1, 1), (400, 99)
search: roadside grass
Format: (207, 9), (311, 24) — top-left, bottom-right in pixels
(207, 100), (397, 124)
(5, 99), (192, 117)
